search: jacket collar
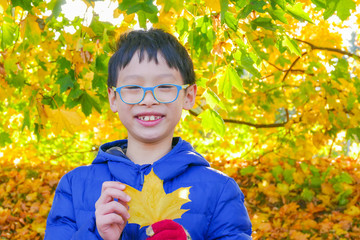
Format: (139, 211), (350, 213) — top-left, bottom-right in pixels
(92, 137), (210, 187)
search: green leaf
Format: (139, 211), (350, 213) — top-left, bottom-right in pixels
(272, 0), (286, 9)
(247, 34), (270, 61)
(283, 168), (295, 184)
(300, 162), (308, 171)
(321, 166), (332, 182)
(202, 88), (226, 110)
(250, 17), (277, 31)
(11, 0), (32, 11)
(338, 189), (352, 205)
(217, 66), (246, 99)
(286, 2), (314, 23)
(92, 73), (107, 94)
(346, 92), (356, 111)
(267, 8), (288, 24)
(233, 51), (262, 79)
(310, 176), (322, 188)
(161, 0), (184, 12)
(46, 0), (66, 22)
(240, 166), (256, 176)
(6, 73), (26, 88)
(22, 110), (31, 131)
(119, 0), (158, 27)
(137, 11), (147, 29)
(220, 0), (229, 23)
(89, 17), (107, 36)
(175, 18), (189, 35)
(338, 172), (353, 184)
(196, 77), (207, 89)
(0, 131), (12, 147)
(336, 0), (356, 20)
(301, 188), (314, 201)
(65, 88), (82, 109)
(56, 75), (74, 93)
(309, 165), (320, 176)
(199, 109), (225, 136)
(250, 0), (267, 13)
(79, 91), (102, 116)
(1, 17), (17, 49)
(323, 0), (337, 19)
(346, 127), (360, 141)
(238, 0), (266, 18)
(282, 35), (302, 56)
(271, 165), (283, 182)
(224, 12), (237, 31)
(311, 0), (326, 8)
(321, 83), (339, 95)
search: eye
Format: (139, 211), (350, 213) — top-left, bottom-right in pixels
(124, 85), (141, 90)
(157, 84), (175, 89)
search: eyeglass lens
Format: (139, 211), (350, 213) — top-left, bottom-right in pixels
(120, 85), (180, 104)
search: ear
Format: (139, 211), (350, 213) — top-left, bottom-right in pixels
(108, 87), (118, 113)
(183, 84), (197, 110)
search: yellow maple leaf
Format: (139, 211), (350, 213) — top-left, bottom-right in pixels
(124, 170), (191, 228)
(40, 105), (83, 135)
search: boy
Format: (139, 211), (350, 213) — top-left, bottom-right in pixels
(45, 29), (252, 239)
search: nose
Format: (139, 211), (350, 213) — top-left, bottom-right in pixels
(139, 90), (159, 106)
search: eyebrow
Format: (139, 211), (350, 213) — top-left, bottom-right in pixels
(122, 73), (177, 82)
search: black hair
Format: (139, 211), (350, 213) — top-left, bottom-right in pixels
(107, 28), (195, 87)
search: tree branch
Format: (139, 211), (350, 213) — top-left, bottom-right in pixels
(282, 52), (308, 82)
(296, 39), (360, 59)
(189, 110), (288, 128)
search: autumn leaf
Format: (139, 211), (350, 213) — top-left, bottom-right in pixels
(124, 170), (191, 228)
(44, 106), (83, 134)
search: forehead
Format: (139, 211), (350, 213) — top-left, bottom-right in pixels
(116, 51), (183, 85)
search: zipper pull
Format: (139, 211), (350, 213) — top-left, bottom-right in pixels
(140, 170), (144, 186)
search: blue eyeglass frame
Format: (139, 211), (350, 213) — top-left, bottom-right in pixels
(111, 84), (190, 104)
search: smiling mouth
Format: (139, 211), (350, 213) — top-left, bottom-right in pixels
(137, 116), (163, 121)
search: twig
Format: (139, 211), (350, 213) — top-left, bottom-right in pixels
(296, 39), (360, 59)
(189, 109), (288, 128)
(282, 52), (308, 82)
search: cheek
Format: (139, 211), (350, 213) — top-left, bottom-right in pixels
(117, 105), (133, 122)
(170, 104), (184, 122)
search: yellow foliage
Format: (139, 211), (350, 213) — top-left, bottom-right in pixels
(40, 105), (84, 135)
(124, 170), (191, 228)
(205, 0), (221, 12)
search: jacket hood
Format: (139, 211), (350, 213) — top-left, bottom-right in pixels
(92, 137), (210, 186)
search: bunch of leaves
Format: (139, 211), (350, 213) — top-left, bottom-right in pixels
(0, 158), (75, 239)
(212, 154), (360, 239)
(1, 151), (360, 239)
(1, 0), (360, 163)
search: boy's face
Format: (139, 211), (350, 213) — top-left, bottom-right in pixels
(108, 51), (196, 145)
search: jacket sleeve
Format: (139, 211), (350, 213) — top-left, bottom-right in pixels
(206, 178), (252, 240)
(45, 173), (102, 240)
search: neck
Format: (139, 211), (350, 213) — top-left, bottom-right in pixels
(126, 136), (173, 165)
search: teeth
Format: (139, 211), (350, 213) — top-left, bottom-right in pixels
(138, 116), (161, 121)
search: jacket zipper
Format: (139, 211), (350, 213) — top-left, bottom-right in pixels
(140, 170), (144, 186)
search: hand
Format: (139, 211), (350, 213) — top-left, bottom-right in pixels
(95, 181), (131, 240)
(146, 219), (191, 240)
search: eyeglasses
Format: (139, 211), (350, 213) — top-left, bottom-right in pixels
(111, 84), (189, 104)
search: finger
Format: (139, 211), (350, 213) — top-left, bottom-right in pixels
(96, 187), (131, 206)
(96, 212), (126, 226)
(101, 181), (126, 192)
(96, 201), (130, 220)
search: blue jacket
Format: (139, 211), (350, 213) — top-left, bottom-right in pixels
(45, 138), (252, 239)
